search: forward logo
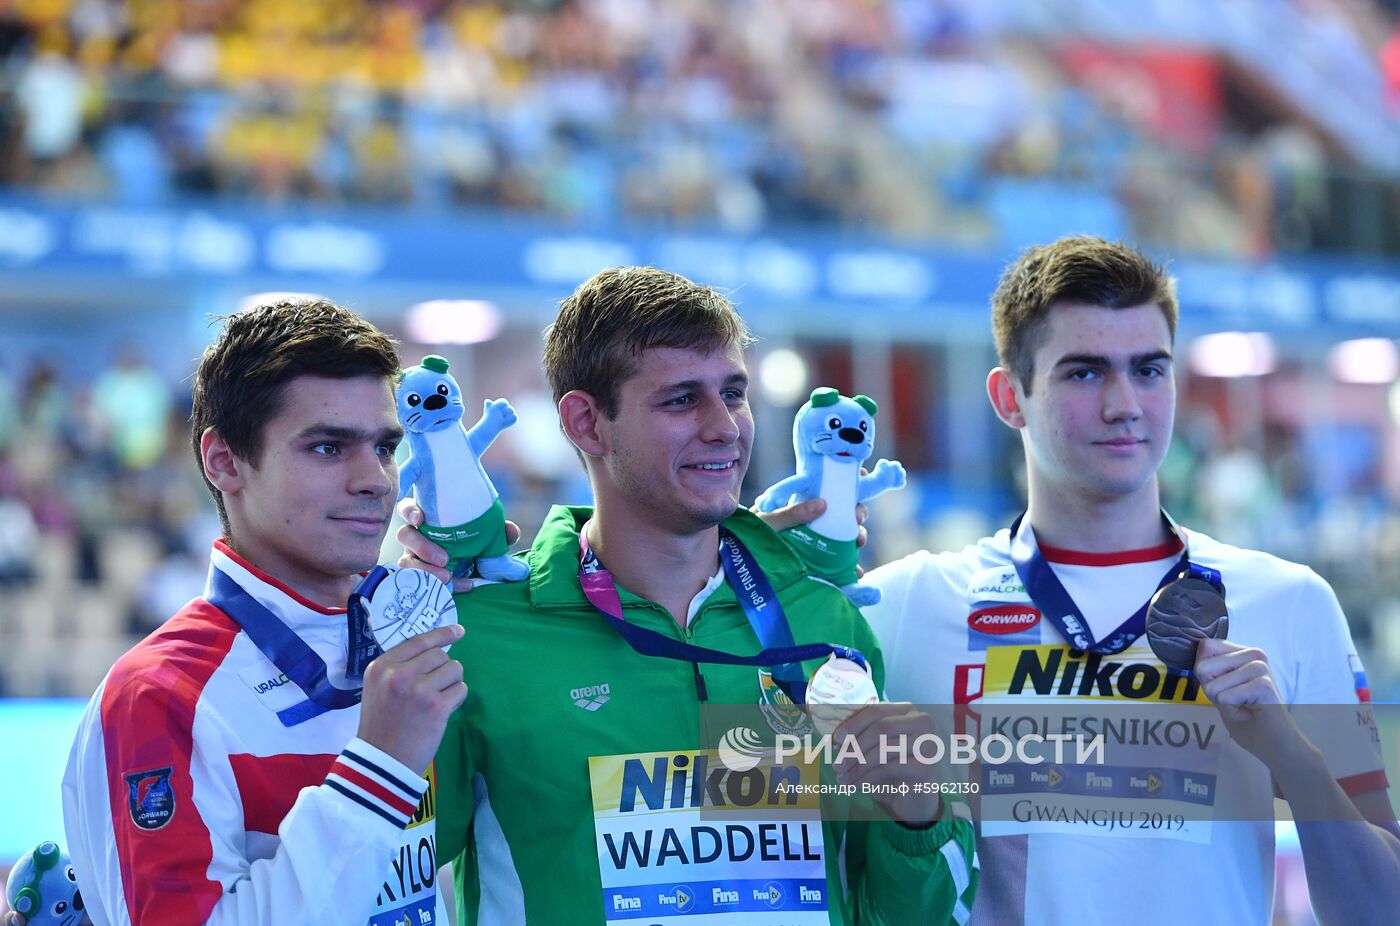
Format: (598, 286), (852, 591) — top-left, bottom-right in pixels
(571, 682), (611, 711)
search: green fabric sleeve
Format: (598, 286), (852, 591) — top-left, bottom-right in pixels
(847, 811), (978, 925)
(433, 705), (475, 862)
(433, 704), (483, 925)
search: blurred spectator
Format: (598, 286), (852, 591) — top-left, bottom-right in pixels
(0, 456), (37, 586)
(0, 365), (19, 452)
(15, 41), (86, 165)
(1197, 438), (1279, 549)
(93, 349), (172, 471)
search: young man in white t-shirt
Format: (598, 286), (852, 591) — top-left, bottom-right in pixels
(862, 236), (1399, 925)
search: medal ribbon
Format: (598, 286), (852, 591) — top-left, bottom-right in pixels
(207, 564), (363, 727)
(578, 523), (865, 703)
(1008, 510), (1224, 656)
(345, 565), (391, 681)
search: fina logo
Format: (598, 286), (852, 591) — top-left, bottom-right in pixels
(763, 881), (784, 908)
(667, 885), (695, 913)
(717, 726), (766, 772)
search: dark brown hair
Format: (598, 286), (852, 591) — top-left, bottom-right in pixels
(993, 236), (1178, 392)
(190, 298), (400, 536)
(543, 266), (753, 417)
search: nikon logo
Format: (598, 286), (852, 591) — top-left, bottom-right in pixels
(1006, 648), (1204, 702)
(619, 753), (799, 813)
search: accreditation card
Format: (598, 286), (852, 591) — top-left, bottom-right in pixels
(588, 748), (828, 924)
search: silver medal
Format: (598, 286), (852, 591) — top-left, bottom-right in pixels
(361, 566), (457, 652)
(806, 654), (879, 736)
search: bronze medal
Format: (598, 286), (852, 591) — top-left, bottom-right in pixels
(1145, 575), (1228, 670)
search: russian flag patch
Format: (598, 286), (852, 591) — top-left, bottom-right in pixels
(1349, 654), (1372, 703)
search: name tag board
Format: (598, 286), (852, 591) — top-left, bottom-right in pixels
(589, 749), (828, 924)
(978, 644), (1222, 844)
(370, 764), (439, 925)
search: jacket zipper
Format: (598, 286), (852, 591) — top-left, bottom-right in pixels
(678, 612), (710, 703)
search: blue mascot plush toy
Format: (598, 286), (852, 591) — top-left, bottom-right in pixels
(396, 355), (529, 582)
(755, 387), (906, 607)
(5, 841), (92, 926)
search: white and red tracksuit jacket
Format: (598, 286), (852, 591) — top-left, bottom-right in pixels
(62, 541), (447, 926)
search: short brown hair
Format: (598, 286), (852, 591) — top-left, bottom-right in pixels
(992, 236), (1178, 392)
(543, 266), (753, 417)
(190, 298), (400, 536)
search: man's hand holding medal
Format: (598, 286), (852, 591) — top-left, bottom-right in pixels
(351, 564), (467, 775)
(764, 498), (945, 828)
(805, 654), (945, 828)
(1146, 571), (1307, 769)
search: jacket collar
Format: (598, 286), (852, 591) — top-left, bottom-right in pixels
(526, 504), (810, 611)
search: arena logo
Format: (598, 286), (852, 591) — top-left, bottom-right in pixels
(571, 683), (611, 711)
(968, 606), (1041, 635)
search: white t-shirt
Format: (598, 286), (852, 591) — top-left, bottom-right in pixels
(863, 525), (1385, 926)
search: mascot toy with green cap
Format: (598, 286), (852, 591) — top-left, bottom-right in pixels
(396, 355), (529, 582)
(5, 841), (92, 926)
(755, 387), (905, 607)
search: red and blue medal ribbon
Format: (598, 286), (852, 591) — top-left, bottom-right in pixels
(578, 524), (865, 703)
(1008, 510), (1224, 657)
(207, 564), (365, 727)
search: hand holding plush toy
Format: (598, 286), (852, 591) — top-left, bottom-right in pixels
(396, 355), (529, 582)
(755, 388), (906, 607)
(4, 842), (91, 926)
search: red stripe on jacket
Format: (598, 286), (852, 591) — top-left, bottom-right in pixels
(229, 753), (338, 835)
(101, 600), (239, 925)
(1339, 769), (1390, 796)
(329, 761), (418, 818)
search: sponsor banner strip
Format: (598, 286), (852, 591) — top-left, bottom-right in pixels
(603, 878), (827, 920)
(982, 762), (1217, 805)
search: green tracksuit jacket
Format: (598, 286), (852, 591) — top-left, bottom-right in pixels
(434, 505), (977, 925)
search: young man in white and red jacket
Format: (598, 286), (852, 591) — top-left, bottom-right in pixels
(59, 299), (466, 926)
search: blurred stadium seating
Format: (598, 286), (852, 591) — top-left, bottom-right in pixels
(0, 0), (1398, 255)
(3, 3), (1400, 920)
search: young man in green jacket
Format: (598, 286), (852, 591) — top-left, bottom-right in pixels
(400, 266), (977, 925)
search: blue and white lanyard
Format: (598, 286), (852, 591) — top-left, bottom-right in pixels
(1008, 511), (1224, 656)
(207, 565), (364, 727)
